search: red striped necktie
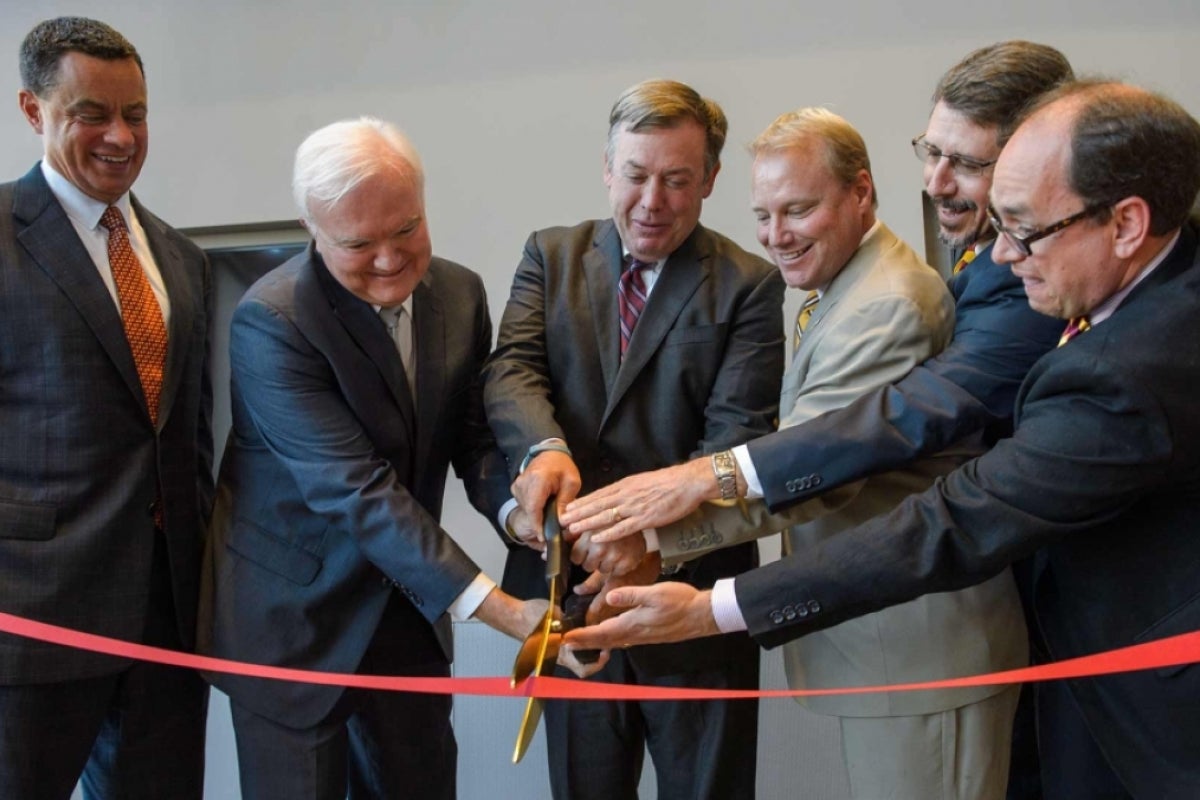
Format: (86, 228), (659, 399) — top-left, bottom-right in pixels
(618, 258), (651, 359)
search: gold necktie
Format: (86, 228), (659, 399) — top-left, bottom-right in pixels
(952, 246), (977, 275)
(793, 290), (820, 354)
(100, 206), (167, 425)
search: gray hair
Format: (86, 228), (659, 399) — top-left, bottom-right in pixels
(749, 107), (877, 208)
(933, 41), (1074, 147)
(292, 117), (425, 222)
(605, 79), (727, 179)
(20, 16), (143, 96)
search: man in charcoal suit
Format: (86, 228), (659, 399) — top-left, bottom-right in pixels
(0, 16), (213, 799)
(483, 79), (784, 799)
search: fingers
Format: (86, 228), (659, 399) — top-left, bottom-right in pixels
(575, 569), (606, 596)
(557, 644), (610, 679)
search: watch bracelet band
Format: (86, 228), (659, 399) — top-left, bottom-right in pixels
(711, 450), (738, 501)
(519, 440), (573, 473)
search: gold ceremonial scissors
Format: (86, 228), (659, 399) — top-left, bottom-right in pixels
(510, 501), (597, 763)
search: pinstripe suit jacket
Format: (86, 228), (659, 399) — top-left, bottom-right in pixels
(0, 163), (214, 682)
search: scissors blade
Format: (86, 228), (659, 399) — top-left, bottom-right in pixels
(511, 695), (544, 763)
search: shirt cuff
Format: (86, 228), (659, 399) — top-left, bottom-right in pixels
(710, 578), (748, 633)
(642, 529), (660, 553)
(732, 444), (763, 500)
(449, 572), (497, 621)
(498, 497), (520, 536)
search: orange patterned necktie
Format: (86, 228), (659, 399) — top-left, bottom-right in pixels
(101, 206), (168, 425)
(1057, 315), (1091, 347)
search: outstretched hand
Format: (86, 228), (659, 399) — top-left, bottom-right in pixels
(562, 582), (720, 651)
(559, 458), (718, 543)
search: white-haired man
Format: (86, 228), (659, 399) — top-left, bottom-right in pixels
(199, 117), (559, 799)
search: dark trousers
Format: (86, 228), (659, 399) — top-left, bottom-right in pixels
(231, 592), (455, 800)
(0, 535), (208, 800)
(1037, 678), (1131, 799)
(544, 648), (760, 800)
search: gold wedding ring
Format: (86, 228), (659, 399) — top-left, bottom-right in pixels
(609, 507), (621, 524)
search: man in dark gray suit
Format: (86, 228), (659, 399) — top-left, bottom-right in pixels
(483, 79), (785, 800)
(0, 17), (213, 799)
(199, 117), (555, 800)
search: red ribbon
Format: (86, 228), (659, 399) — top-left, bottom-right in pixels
(2, 610), (1196, 700)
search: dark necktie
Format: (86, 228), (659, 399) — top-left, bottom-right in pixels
(618, 258), (651, 359)
(101, 206), (167, 425)
(793, 290), (820, 354)
(1058, 315), (1091, 347)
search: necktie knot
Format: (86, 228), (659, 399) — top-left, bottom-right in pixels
(100, 205), (127, 233)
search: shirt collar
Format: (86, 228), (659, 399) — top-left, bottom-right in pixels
(1089, 229), (1181, 327)
(40, 160), (132, 231)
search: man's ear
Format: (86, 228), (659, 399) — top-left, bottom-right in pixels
(1110, 196), (1152, 260)
(18, 90), (45, 134)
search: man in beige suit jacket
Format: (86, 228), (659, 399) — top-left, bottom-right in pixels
(583, 109), (1027, 799)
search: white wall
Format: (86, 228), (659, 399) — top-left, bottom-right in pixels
(9, 3), (1199, 797)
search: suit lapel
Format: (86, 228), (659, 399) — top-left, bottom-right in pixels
(781, 223), (894, 414)
(136, 198), (194, 432)
(12, 166), (147, 417)
(411, 275), (443, 476)
(583, 221), (623, 395)
(310, 248), (417, 436)
(604, 226), (708, 421)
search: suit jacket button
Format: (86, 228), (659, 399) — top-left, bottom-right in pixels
(146, 501), (158, 517)
(796, 605), (809, 618)
(599, 459), (613, 472)
(769, 610), (785, 625)
(811, 474), (822, 487)
(782, 605), (796, 620)
(807, 600), (821, 614)
(785, 480), (798, 493)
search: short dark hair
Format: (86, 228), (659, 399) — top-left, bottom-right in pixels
(1035, 81), (1200, 236)
(933, 41), (1073, 146)
(606, 79), (727, 180)
(20, 17), (143, 97)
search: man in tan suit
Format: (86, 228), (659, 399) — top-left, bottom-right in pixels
(578, 108), (1027, 799)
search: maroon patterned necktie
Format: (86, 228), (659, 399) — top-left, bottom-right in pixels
(1057, 315), (1091, 348)
(101, 206), (168, 425)
(618, 257), (650, 359)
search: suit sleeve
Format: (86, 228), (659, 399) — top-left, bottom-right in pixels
(229, 298), (479, 621)
(449, 274), (513, 532)
(483, 231), (565, 468)
(662, 290), (949, 562)
(692, 264), (786, 455)
(734, 350), (1173, 649)
(749, 270), (1058, 512)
